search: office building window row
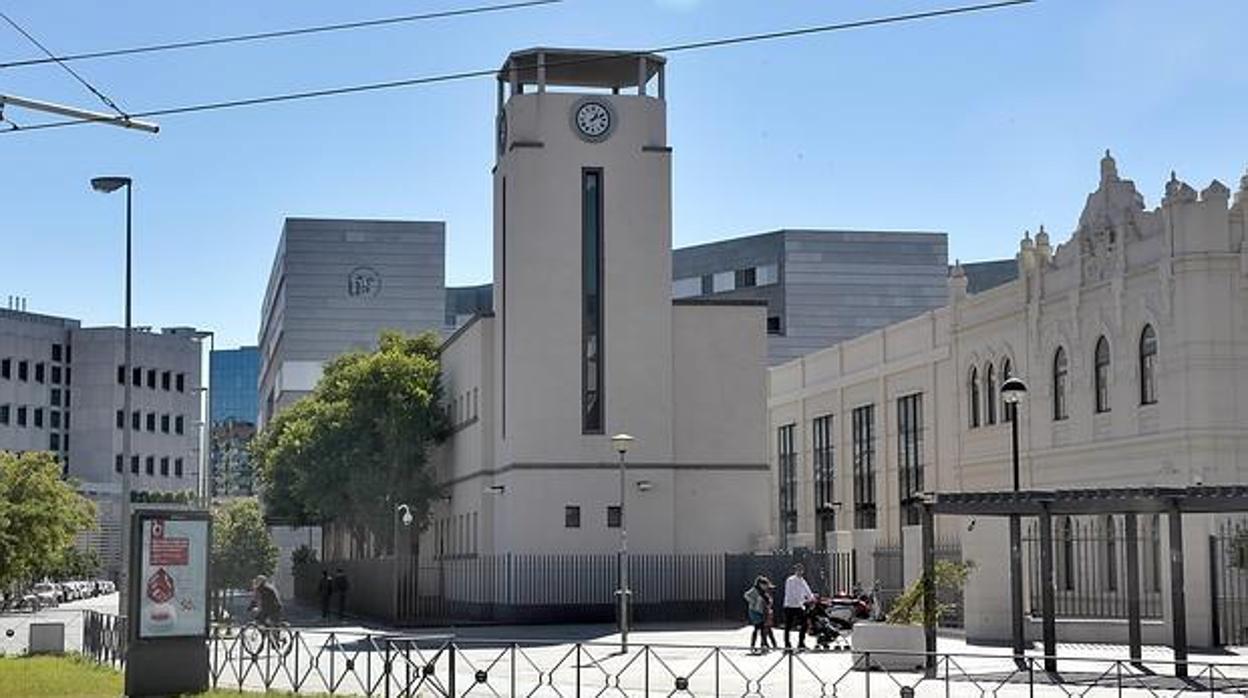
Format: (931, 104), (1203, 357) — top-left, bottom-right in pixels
(114, 453), (184, 477)
(1051, 325), (1157, 422)
(117, 364), (187, 392)
(0, 404), (69, 432)
(671, 262), (780, 299)
(116, 410), (186, 435)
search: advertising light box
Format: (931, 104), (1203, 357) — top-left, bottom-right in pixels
(137, 515), (209, 639)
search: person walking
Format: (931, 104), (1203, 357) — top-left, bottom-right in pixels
(317, 570), (333, 620)
(743, 576), (773, 653)
(333, 568), (350, 620)
(782, 564), (814, 650)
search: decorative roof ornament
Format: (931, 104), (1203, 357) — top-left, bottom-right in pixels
(1236, 168), (1248, 206)
(1164, 170), (1197, 205)
(1100, 149), (1118, 184)
(951, 258), (965, 278)
(1035, 224), (1050, 247)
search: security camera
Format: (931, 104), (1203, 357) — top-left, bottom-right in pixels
(966, 517), (977, 532)
(402, 510), (414, 527)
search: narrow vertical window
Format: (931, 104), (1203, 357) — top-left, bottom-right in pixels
(852, 404), (876, 529)
(812, 415), (835, 548)
(1052, 347), (1068, 421)
(582, 169), (604, 434)
(1094, 336), (1111, 413)
(968, 367), (980, 428)
(1139, 325), (1157, 405)
(897, 393), (924, 526)
(984, 363), (997, 425)
(777, 424), (797, 541)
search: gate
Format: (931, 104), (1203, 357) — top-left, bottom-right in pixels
(1212, 521), (1248, 646)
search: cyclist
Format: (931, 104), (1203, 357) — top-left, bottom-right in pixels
(249, 575), (284, 646)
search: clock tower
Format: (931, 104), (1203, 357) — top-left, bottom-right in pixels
(492, 49), (673, 467)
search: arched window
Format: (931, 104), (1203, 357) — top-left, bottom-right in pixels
(984, 363), (997, 425)
(1139, 324), (1157, 405)
(1094, 337), (1111, 413)
(1001, 358), (1013, 422)
(1053, 348), (1068, 421)
(968, 367), (980, 428)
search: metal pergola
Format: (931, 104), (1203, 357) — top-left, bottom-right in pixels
(919, 486), (1248, 678)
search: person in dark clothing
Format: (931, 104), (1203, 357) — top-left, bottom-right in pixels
(333, 568), (350, 620)
(317, 570), (333, 620)
(249, 575), (283, 626)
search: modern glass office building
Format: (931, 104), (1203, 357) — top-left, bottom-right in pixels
(209, 346), (259, 497)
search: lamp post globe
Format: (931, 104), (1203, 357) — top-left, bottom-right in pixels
(1001, 376), (1028, 405)
(611, 433), (634, 455)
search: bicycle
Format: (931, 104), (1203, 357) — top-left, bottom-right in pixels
(240, 613), (294, 658)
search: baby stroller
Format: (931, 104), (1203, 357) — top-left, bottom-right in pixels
(806, 597), (852, 651)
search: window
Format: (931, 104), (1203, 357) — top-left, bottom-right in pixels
(116, 410), (125, 429)
(767, 316), (783, 335)
(65, 346), (71, 364)
(132, 411), (141, 430)
(582, 169), (604, 434)
(161, 414), (170, 434)
(35, 363), (44, 384)
(117, 365), (125, 384)
(16, 406), (26, 427)
(1053, 347), (1068, 420)
(175, 416), (184, 435)
(145, 456), (155, 475)
(51, 365), (61, 384)
(162, 371), (171, 391)
(1001, 359), (1013, 422)
(63, 390), (70, 408)
(115, 455), (123, 473)
(757, 263), (779, 286)
(898, 393), (924, 526)
(712, 271), (735, 293)
(852, 404), (877, 529)
(812, 414), (835, 547)
(133, 367), (142, 386)
(160, 457), (169, 476)
(18, 360), (28, 381)
(984, 363), (997, 425)
(147, 369), (156, 389)
(50, 411), (60, 429)
(700, 274), (714, 295)
(177, 373), (186, 392)
(131, 455), (139, 474)
(51, 344), (62, 362)
(1, 358), (10, 379)
(735, 267), (757, 288)
(33, 408), (43, 429)
(64, 367), (70, 385)
(564, 505), (581, 528)
(607, 505), (622, 528)
(1139, 325), (1157, 405)
(0, 404), (8, 425)
(49, 433), (60, 451)
(174, 458), (184, 477)
(968, 367), (980, 428)
(1094, 336), (1111, 413)
(778, 424), (797, 538)
(63, 412), (69, 430)
(671, 277), (701, 299)
(50, 389), (61, 407)
(146, 413), (156, 432)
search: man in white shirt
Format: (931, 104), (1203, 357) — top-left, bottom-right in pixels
(782, 563), (814, 649)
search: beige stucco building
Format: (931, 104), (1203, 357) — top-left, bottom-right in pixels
(766, 154), (1248, 644)
(423, 49), (770, 557)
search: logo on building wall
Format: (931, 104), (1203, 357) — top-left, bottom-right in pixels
(347, 266), (382, 298)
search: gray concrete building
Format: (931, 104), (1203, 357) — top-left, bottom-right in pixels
(258, 218), (446, 425)
(672, 230), (950, 365)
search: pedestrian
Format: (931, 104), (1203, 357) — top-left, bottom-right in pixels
(782, 563), (814, 650)
(317, 570), (333, 620)
(333, 568), (350, 620)
(743, 575), (776, 653)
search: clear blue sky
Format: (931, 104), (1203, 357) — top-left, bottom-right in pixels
(1, 1), (1244, 350)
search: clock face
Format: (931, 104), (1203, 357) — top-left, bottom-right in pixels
(573, 100), (613, 141)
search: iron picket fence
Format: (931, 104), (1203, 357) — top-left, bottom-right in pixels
(81, 609), (126, 668)
(1212, 519), (1248, 646)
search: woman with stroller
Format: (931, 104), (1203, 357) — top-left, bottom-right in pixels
(744, 575), (778, 654)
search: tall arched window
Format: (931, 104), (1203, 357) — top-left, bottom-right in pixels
(1053, 347), (1068, 421)
(1139, 324), (1157, 405)
(984, 363), (997, 425)
(1001, 358), (1013, 422)
(1094, 337), (1111, 413)
(968, 367), (981, 428)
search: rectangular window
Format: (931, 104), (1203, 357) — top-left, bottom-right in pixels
(50, 411), (60, 429)
(582, 169), (604, 434)
(756, 263), (779, 286)
(18, 360), (28, 381)
(160, 457), (169, 476)
(51, 344), (62, 362)
(852, 404), (877, 529)
(0, 404), (8, 425)
(671, 277), (701, 299)
(607, 505), (622, 528)
(734, 267), (757, 288)
(175, 415), (184, 435)
(117, 365), (125, 384)
(49, 432), (60, 451)
(115, 454), (123, 473)
(34, 363), (45, 384)
(174, 458), (184, 477)
(564, 505), (581, 529)
(145, 456), (155, 475)
(63, 390), (70, 408)
(712, 270), (735, 293)
(778, 424), (797, 538)
(132, 411), (140, 430)
(64, 367), (70, 386)
(131, 455), (139, 474)
(146, 413), (156, 432)
(162, 371), (171, 391)
(63, 412), (69, 430)
(62, 433), (69, 453)
(64, 346), (71, 364)
(767, 316), (783, 335)
(50, 389), (61, 407)
(897, 393), (924, 526)
(700, 274), (714, 295)
(1, 358), (10, 379)
(147, 369), (156, 389)
(116, 410), (125, 429)
(812, 414), (835, 546)
(33, 408), (43, 429)
(161, 414), (170, 433)
(51, 365), (61, 384)
(16, 406), (27, 427)
(132, 367), (141, 386)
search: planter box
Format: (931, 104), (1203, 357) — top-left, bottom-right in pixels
(851, 622), (927, 672)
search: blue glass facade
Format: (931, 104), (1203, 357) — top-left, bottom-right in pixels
(210, 347), (259, 425)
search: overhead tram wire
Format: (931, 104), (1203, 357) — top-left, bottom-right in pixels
(0, 10), (129, 117)
(0, 0), (562, 70)
(2, 0), (1034, 135)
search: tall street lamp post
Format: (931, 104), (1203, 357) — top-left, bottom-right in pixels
(1001, 376), (1028, 668)
(611, 433), (634, 653)
(189, 330), (214, 504)
(393, 503), (413, 621)
(91, 176), (133, 615)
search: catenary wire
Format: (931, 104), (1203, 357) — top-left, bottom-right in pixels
(1, 0), (1035, 135)
(0, 9), (129, 116)
(0, 0), (561, 70)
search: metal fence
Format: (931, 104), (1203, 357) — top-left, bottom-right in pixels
(1212, 519), (1248, 645)
(81, 609), (126, 668)
(1025, 516), (1164, 620)
(82, 622), (1248, 696)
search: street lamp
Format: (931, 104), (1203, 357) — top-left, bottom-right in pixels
(611, 433), (634, 653)
(91, 175), (133, 616)
(188, 330), (214, 505)
(392, 503), (414, 621)
(1000, 375), (1028, 667)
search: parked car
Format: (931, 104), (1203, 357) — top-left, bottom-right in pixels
(31, 583), (60, 608)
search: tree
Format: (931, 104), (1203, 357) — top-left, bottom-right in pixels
(0, 452), (95, 590)
(211, 498), (278, 592)
(39, 546), (101, 581)
(252, 330), (448, 552)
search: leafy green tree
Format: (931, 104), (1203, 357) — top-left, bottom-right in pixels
(885, 560), (975, 626)
(0, 452), (95, 590)
(252, 331), (448, 552)
(39, 546), (101, 581)
(211, 498), (278, 591)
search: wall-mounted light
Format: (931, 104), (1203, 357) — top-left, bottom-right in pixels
(636, 480), (653, 492)
(486, 485), (506, 495)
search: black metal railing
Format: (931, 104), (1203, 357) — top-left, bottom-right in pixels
(1212, 519), (1248, 645)
(82, 609), (126, 668)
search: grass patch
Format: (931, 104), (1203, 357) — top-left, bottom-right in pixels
(0, 654), (333, 697)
